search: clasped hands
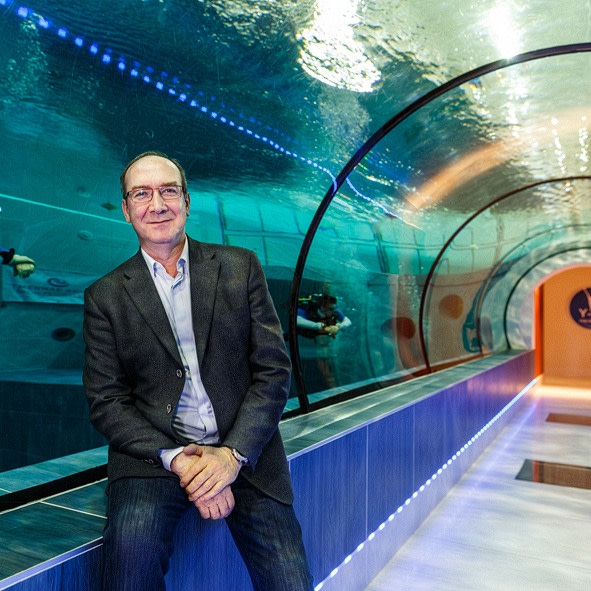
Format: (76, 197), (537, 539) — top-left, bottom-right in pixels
(171, 444), (241, 521)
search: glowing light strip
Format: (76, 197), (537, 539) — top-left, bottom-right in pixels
(345, 177), (420, 226)
(3, 0), (404, 220)
(313, 377), (538, 590)
(8, 2), (327, 171)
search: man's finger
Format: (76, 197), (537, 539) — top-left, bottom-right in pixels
(195, 487), (235, 519)
(196, 503), (211, 520)
(187, 474), (219, 501)
(183, 443), (204, 457)
(207, 502), (221, 520)
(182, 464), (214, 492)
(191, 479), (225, 502)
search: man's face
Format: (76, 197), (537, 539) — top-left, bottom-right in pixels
(121, 155), (190, 254)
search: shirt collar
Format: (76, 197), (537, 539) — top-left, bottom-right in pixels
(140, 238), (189, 277)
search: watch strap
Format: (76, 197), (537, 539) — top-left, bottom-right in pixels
(229, 447), (249, 467)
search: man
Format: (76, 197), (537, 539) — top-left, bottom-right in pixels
(296, 293), (351, 339)
(296, 293), (352, 390)
(83, 151), (312, 591)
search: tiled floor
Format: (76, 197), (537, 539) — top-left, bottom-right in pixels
(364, 384), (591, 591)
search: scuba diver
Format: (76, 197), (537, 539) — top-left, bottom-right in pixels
(296, 293), (351, 339)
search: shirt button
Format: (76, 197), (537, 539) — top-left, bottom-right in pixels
(176, 369), (183, 378)
(166, 404), (172, 413)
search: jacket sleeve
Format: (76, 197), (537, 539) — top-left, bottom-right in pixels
(83, 285), (179, 466)
(220, 251), (291, 470)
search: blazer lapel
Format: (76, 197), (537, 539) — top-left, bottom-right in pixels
(188, 239), (220, 367)
(122, 251), (182, 365)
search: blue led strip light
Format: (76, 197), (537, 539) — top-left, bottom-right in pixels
(6, 2), (333, 173)
(313, 377), (539, 591)
(2, 0), (407, 220)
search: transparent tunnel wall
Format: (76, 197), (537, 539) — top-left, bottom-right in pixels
(3, 1), (591, 496)
(296, 208), (429, 399)
(426, 180), (591, 360)
(295, 50), (591, 401)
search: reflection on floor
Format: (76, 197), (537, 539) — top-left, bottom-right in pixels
(364, 384), (591, 591)
(515, 458), (591, 490)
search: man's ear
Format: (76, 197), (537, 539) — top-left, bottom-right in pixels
(185, 192), (190, 216)
(122, 198), (131, 223)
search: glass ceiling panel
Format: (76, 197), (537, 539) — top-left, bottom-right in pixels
(346, 51), (591, 228)
(1, 3), (590, 224)
(297, 50), (591, 383)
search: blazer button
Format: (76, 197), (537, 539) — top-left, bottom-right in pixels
(166, 404), (172, 413)
(176, 369), (183, 378)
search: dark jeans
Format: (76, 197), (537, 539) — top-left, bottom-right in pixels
(102, 475), (313, 591)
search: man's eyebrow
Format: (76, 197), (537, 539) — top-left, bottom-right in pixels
(128, 181), (180, 189)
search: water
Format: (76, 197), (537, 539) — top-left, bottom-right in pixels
(2, 0), (591, 476)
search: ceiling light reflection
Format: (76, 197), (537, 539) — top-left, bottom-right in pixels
(487, 3), (522, 59)
(297, 0), (381, 93)
(578, 126), (589, 172)
(406, 107), (591, 211)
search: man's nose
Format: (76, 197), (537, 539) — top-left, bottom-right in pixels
(148, 189), (168, 212)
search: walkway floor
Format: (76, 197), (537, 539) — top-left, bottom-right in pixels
(364, 384), (591, 591)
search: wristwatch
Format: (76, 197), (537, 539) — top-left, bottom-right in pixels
(229, 447), (249, 467)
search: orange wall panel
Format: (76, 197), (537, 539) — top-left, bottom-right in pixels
(543, 267), (591, 385)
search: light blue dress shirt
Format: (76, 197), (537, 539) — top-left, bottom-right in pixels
(141, 239), (219, 470)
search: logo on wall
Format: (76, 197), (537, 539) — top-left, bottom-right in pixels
(569, 288), (591, 329)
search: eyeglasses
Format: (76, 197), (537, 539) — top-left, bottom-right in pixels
(125, 185), (184, 203)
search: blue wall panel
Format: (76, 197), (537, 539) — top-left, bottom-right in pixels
(413, 391), (446, 488)
(290, 428), (367, 585)
(366, 404), (414, 532)
(445, 379), (481, 457)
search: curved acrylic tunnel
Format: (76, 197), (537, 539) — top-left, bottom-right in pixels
(289, 44), (591, 407)
(1, 0), (591, 497)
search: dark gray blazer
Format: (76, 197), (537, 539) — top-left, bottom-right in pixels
(83, 237), (293, 504)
